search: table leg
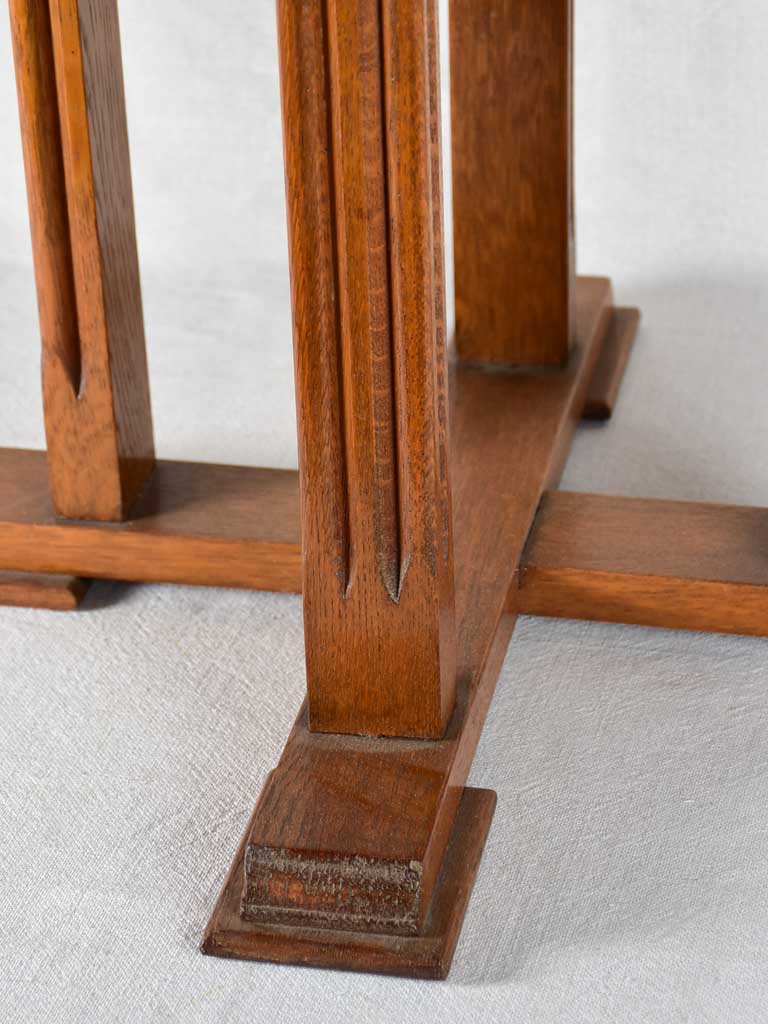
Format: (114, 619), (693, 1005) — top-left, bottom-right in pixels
(281, 0), (457, 740)
(10, 0), (154, 521)
(451, 0), (575, 366)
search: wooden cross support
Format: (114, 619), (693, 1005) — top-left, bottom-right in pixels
(5, 0), (764, 980)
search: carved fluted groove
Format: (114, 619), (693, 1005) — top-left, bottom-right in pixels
(10, 0), (82, 394)
(48, 0), (99, 398)
(325, 0), (401, 600)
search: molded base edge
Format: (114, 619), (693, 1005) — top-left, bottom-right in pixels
(202, 787), (496, 980)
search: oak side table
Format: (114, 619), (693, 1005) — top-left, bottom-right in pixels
(6, 0), (761, 980)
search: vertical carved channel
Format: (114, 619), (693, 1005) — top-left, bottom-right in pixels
(323, 0), (403, 602)
(10, 0), (82, 395)
(326, 0), (395, 599)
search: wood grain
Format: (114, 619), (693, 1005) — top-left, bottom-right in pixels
(582, 308), (641, 420)
(0, 571), (88, 611)
(450, 0), (575, 366)
(202, 277), (612, 959)
(277, 0), (456, 738)
(203, 787), (496, 979)
(10, 0), (154, 520)
(6, 448), (763, 641)
(521, 491), (768, 636)
(0, 278), (610, 598)
(0, 450), (302, 592)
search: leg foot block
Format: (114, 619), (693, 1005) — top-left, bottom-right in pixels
(583, 307), (641, 420)
(202, 786), (496, 980)
(0, 571), (89, 611)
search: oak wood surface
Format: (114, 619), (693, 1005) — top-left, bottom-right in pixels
(203, 787), (496, 979)
(450, 0), (575, 366)
(213, 276), (613, 951)
(0, 278), (610, 599)
(0, 280), (614, 598)
(10, 0), (154, 520)
(5, 453), (762, 641)
(521, 491), (768, 636)
(583, 308), (641, 420)
(278, 0), (456, 739)
(0, 571), (88, 611)
(1, 0), (703, 987)
(0, 450), (302, 592)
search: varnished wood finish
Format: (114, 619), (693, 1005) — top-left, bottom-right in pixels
(0, 450), (302, 592)
(10, 0), (154, 520)
(521, 491), (768, 637)
(203, 787), (496, 979)
(450, 0), (575, 366)
(8, 0), (751, 988)
(0, 571), (88, 611)
(201, 277), (613, 968)
(583, 308), (641, 420)
(277, 0), (456, 739)
(6, 449), (764, 640)
(0, 278), (610, 599)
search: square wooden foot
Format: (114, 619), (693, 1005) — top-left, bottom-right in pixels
(0, 571), (89, 610)
(202, 786), (496, 980)
(582, 307), (641, 420)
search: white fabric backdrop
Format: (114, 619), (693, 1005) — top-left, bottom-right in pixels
(1, 2), (767, 1021)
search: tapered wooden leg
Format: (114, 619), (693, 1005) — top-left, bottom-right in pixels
(450, 0), (575, 365)
(10, 0), (154, 521)
(281, 0), (455, 739)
